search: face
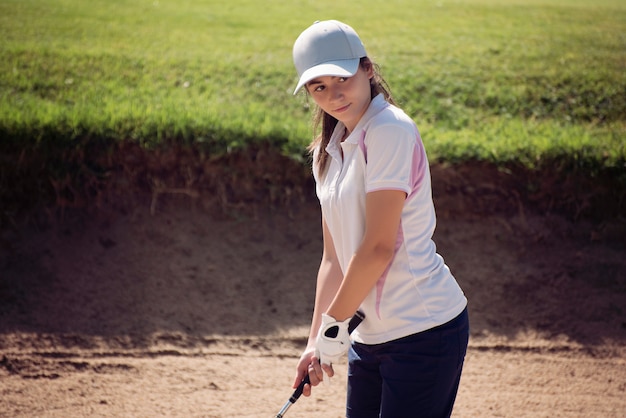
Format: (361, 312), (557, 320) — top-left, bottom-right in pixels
(306, 63), (374, 134)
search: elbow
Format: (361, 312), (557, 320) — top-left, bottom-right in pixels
(370, 243), (396, 267)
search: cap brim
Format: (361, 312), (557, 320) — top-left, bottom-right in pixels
(293, 59), (360, 95)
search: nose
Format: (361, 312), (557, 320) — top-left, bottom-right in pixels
(328, 84), (344, 102)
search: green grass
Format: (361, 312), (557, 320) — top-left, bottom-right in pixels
(0, 0), (624, 168)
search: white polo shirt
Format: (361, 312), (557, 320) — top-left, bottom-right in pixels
(313, 94), (467, 345)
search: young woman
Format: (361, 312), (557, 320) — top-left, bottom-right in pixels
(291, 20), (469, 417)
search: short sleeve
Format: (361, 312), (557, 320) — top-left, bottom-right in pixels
(362, 122), (420, 194)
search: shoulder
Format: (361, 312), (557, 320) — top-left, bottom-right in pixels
(364, 104), (418, 145)
(368, 101), (416, 130)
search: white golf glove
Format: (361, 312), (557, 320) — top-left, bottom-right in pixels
(315, 314), (352, 367)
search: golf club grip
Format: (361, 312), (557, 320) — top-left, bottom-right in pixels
(292, 311), (365, 401)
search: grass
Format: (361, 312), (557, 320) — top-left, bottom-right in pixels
(0, 0), (625, 219)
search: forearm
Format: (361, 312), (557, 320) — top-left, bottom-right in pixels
(307, 257), (343, 346)
(325, 244), (394, 322)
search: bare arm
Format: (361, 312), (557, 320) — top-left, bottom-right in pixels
(307, 214), (344, 346)
(293, 213), (344, 391)
(325, 189), (406, 322)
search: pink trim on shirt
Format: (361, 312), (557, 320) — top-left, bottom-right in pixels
(358, 130), (368, 162)
(408, 138), (427, 199)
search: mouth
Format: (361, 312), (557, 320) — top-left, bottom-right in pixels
(334, 104), (350, 113)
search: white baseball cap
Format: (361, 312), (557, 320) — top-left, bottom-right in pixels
(292, 20), (367, 95)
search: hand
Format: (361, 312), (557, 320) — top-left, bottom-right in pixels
(293, 347), (329, 397)
(315, 314), (352, 368)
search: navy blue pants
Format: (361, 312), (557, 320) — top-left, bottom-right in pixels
(346, 308), (469, 418)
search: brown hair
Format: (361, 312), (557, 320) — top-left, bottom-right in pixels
(306, 57), (396, 174)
